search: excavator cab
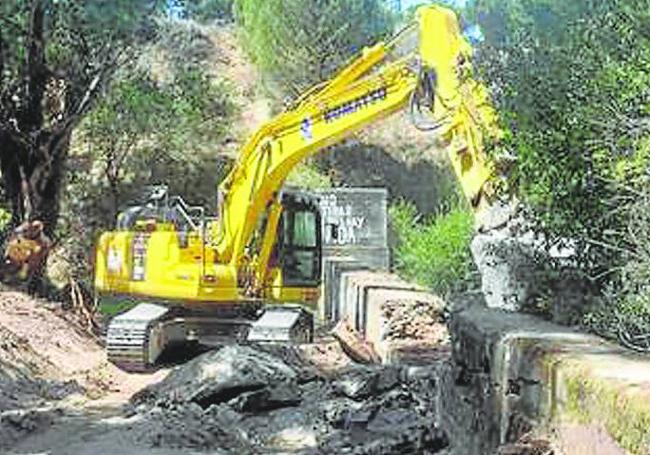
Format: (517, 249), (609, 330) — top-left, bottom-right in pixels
(276, 191), (322, 287)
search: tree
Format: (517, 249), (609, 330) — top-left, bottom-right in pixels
(0, 0), (156, 237)
(471, 0), (650, 278)
(83, 68), (235, 223)
(233, 0), (396, 96)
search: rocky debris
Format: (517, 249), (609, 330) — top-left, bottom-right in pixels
(373, 293), (450, 365)
(471, 201), (582, 315)
(229, 382), (302, 413)
(132, 345), (299, 408)
(0, 407), (64, 450)
(0, 376), (84, 411)
(470, 227), (538, 312)
(291, 337), (354, 376)
(497, 436), (553, 455)
(319, 368), (448, 454)
(130, 344), (449, 454)
(470, 201), (537, 312)
(0, 291), (169, 453)
(382, 297), (447, 342)
(332, 364), (401, 400)
(252, 343), (323, 383)
(136, 402), (250, 452)
(0, 323), (88, 451)
(332, 318), (381, 364)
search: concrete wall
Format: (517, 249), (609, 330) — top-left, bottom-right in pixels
(317, 188), (391, 324)
(320, 263), (448, 365)
(441, 302), (650, 454)
(313, 189), (650, 453)
(315, 190), (448, 363)
(320, 255), (650, 453)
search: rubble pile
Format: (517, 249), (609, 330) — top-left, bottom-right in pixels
(130, 345), (450, 454)
(0, 323), (85, 450)
(380, 296), (450, 364)
(382, 297), (447, 342)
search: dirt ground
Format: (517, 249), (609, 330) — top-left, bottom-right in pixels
(0, 291), (167, 403)
(0, 291), (169, 453)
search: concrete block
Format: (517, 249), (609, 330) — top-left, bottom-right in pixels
(328, 270), (448, 365)
(327, 259), (368, 324)
(365, 287), (446, 364)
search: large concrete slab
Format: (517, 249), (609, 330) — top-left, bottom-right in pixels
(316, 188), (388, 250)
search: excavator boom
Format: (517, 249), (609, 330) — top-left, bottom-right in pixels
(214, 5), (499, 270)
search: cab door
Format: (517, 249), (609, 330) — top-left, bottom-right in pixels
(279, 206), (321, 287)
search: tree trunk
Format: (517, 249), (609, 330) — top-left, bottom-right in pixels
(109, 177), (121, 226)
(0, 130), (70, 238)
(28, 134), (70, 237)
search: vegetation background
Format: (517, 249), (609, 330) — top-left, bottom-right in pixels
(471, 0), (650, 334)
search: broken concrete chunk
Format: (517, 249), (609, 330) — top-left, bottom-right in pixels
(229, 382), (302, 413)
(332, 365), (401, 400)
(332, 318), (381, 364)
(471, 229), (537, 312)
(132, 345), (298, 407)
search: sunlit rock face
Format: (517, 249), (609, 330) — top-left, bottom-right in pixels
(471, 201), (579, 314)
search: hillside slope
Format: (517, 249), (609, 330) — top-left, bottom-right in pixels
(199, 22), (456, 210)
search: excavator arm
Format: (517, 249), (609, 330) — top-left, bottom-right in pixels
(214, 5), (500, 273)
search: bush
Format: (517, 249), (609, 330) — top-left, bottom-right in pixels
(286, 163), (332, 190)
(583, 186), (650, 345)
(390, 202), (474, 297)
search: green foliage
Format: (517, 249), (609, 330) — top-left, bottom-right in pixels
(0, 0), (159, 240)
(81, 66), (235, 222)
(474, 0), (650, 337)
(185, 0), (235, 21)
(286, 164), (332, 190)
(473, 0), (650, 277)
(0, 0), (156, 106)
(390, 202), (474, 296)
(0, 208), (12, 233)
(233, 0), (396, 96)
(583, 189), (650, 341)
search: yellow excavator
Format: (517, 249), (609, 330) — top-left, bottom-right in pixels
(94, 4), (500, 371)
